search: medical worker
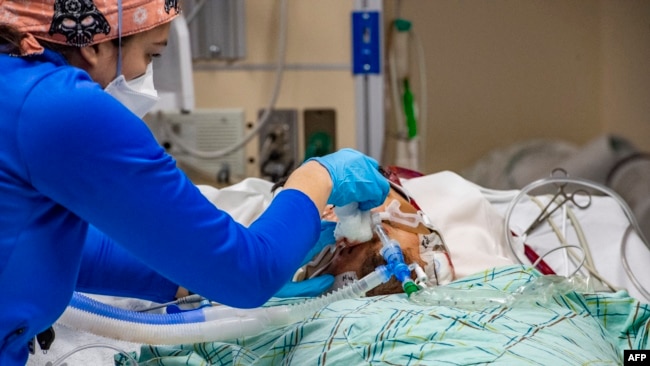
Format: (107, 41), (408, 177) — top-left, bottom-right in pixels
(0, 0), (389, 364)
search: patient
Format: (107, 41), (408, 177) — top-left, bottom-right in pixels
(285, 169), (456, 297)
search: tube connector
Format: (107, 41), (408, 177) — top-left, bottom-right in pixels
(371, 212), (383, 226)
(410, 262), (429, 288)
(401, 279), (420, 296)
(373, 221), (421, 295)
(382, 245), (410, 283)
(373, 264), (392, 283)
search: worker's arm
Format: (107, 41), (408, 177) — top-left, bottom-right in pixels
(21, 77), (386, 308)
(282, 160), (332, 213)
(76, 225), (181, 303)
(21, 84), (321, 307)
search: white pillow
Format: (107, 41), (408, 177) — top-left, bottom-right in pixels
(401, 171), (523, 279)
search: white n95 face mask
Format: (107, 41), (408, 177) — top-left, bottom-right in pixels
(104, 62), (160, 118)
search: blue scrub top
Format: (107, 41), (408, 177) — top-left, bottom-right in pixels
(0, 50), (320, 365)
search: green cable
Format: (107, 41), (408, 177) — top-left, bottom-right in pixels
(402, 79), (418, 139)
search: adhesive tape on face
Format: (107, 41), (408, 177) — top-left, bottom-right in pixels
(332, 271), (359, 291)
(383, 200), (422, 228)
(419, 230), (456, 286)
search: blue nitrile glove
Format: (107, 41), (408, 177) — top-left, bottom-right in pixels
(308, 148), (390, 211)
(274, 221), (337, 298)
(301, 220), (336, 266)
(274, 275), (335, 298)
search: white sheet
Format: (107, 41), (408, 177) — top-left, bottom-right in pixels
(401, 170), (650, 302)
(400, 171), (523, 278)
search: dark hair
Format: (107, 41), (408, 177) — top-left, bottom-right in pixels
(271, 177), (288, 194)
(0, 22), (130, 57)
(0, 23), (26, 54)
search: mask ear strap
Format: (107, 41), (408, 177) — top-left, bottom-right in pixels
(116, 0), (123, 76)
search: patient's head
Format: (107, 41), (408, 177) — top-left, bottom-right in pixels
(305, 184), (454, 296)
(273, 166), (454, 296)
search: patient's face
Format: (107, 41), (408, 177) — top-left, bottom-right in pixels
(321, 189), (427, 296)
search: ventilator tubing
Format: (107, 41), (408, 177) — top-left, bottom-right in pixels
(57, 267), (390, 345)
(408, 269), (590, 310)
(371, 213), (421, 296)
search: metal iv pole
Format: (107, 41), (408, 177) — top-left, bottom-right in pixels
(352, 0), (384, 163)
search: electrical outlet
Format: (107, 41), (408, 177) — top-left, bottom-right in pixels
(258, 109), (298, 182)
(304, 109), (336, 159)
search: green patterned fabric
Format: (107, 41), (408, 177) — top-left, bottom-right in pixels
(116, 265), (649, 365)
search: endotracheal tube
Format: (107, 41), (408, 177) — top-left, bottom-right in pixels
(372, 213), (421, 296)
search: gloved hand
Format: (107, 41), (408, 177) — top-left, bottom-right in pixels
(301, 220), (336, 266)
(274, 275), (335, 298)
(308, 148), (390, 211)
(274, 221), (337, 298)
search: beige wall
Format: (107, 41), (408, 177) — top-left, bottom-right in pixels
(600, 0), (650, 151)
(192, 0), (355, 177)
(388, 0), (605, 173)
(192, 0), (650, 176)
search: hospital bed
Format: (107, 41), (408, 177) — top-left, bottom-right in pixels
(28, 171), (650, 365)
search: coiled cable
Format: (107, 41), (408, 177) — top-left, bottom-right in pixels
(45, 343), (138, 366)
(504, 176), (650, 301)
(161, 0), (288, 159)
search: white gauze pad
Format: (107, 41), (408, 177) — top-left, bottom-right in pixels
(333, 203), (373, 243)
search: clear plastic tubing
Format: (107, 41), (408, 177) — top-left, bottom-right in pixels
(372, 213), (419, 295)
(503, 176), (650, 301)
(57, 267), (390, 345)
(409, 286), (515, 310)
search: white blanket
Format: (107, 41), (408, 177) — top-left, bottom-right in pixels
(401, 171), (650, 302)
